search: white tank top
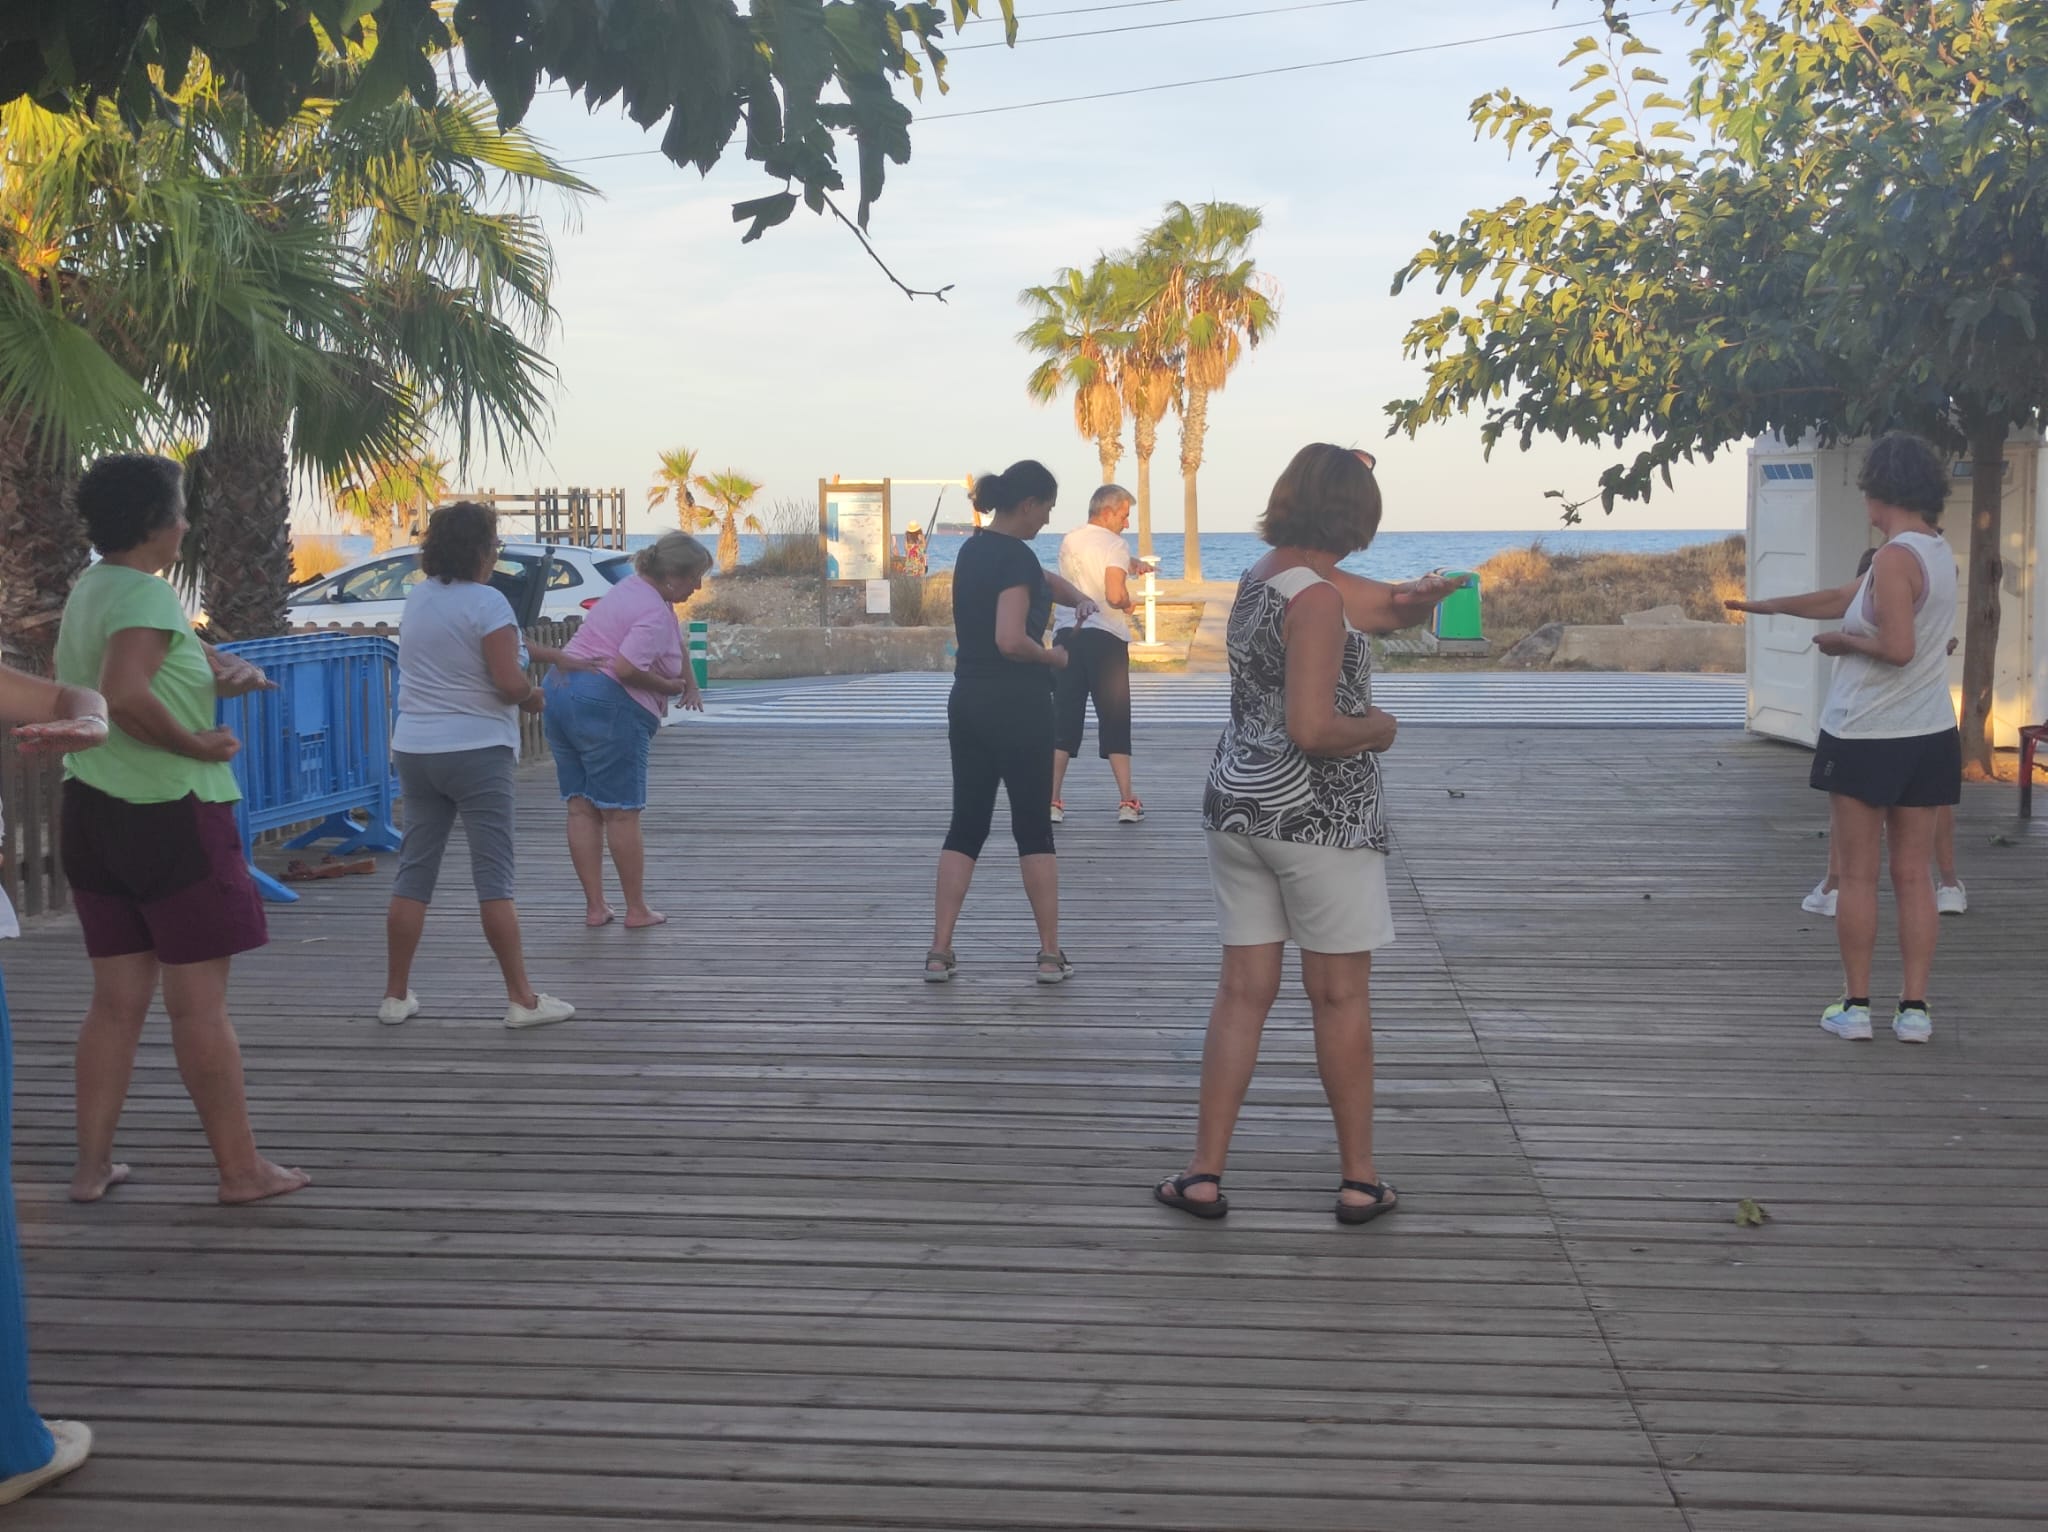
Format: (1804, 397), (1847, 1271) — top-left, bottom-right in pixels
(1819, 529), (1958, 740)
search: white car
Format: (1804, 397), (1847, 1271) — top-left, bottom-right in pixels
(286, 542), (635, 630)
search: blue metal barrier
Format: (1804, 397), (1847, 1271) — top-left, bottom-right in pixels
(215, 634), (402, 903)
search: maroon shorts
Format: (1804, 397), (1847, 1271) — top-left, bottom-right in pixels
(61, 780), (268, 965)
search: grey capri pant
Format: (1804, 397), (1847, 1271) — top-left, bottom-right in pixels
(392, 746), (518, 904)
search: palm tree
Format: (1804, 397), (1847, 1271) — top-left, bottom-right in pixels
(1134, 201), (1278, 582)
(648, 446), (707, 532)
(330, 453), (450, 552)
(1105, 255), (1180, 560)
(1018, 259), (1126, 483)
(692, 470), (764, 572)
(174, 57), (591, 637)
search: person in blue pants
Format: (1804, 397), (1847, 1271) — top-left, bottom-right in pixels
(0, 660), (109, 1503)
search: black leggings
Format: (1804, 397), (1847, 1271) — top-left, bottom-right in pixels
(943, 682), (1056, 859)
(1053, 627), (1133, 758)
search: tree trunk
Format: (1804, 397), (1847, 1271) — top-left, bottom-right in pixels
(192, 420), (293, 641)
(717, 510), (740, 573)
(1180, 384), (1210, 583)
(1958, 417), (2006, 780)
(1133, 414), (1156, 559)
(0, 416), (85, 675)
(1097, 432), (1121, 485)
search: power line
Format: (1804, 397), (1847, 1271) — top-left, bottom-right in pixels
(557, 10), (1637, 162)
(949, 0), (1380, 51)
(922, 11), (1665, 119)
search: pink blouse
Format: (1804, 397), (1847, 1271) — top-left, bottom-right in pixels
(563, 574), (684, 717)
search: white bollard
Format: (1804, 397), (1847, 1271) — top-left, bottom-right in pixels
(1142, 571), (1158, 647)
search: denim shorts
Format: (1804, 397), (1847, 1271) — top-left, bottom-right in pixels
(543, 669), (660, 811)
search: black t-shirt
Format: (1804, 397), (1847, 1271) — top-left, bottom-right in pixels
(952, 530), (1052, 686)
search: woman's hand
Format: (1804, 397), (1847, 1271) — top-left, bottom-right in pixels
(1071, 597), (1101, 625)
(1047, 643), (1070, 670)
(1395, 573), (1467, 606)
(518, 688), (546, 715)
(190, 728), (242, 764)
(1813, 631), (1855, 657)
(13, 716), (109, 754)
(676, 675), (705, 712)
(205, 645), (276, 698)
(1357, 706), (1399, 754)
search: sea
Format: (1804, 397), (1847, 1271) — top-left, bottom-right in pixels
(314, 527), (1741, 583)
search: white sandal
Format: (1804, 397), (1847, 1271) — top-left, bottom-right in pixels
(0, 1420), (92, 1506)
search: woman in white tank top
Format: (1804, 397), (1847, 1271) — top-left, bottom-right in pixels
(1726, 432), (1962, 1045)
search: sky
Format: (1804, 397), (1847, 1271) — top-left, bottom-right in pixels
(380, 0), (1749, 539)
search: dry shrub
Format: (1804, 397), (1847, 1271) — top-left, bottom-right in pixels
(1472, 534), (1747, 644)
(290, 534), (348, 584)
(733, 496), (826, 579)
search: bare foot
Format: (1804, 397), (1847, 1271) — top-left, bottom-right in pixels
(585, 906), (616, 928)
(69, 1162), (131, 1203)
(624, 909), (667, 929)
(217, 1161), (311, 1205)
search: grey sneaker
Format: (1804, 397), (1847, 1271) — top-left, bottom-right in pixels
(1936, 881), (1968, 916)
(1820, 1000), (1872, 1041)
(1893, 1006), (1933, 1044)
(1801, 880), (1838, 918)
(377, 992), (420, 1026)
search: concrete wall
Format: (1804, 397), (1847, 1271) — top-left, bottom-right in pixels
(1553, 624), (1745, 672)
(707, 626), (955, 679)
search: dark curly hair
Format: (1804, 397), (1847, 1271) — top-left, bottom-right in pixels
(75, 453), (185, 557)
(971, 460), (1058, 514)
(419, 501), (499, 583)
(1257, 443), (1382, 555)
(1857, 432), (1948, 522)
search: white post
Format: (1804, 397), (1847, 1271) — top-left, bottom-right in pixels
(1142, 570), (1158, 647)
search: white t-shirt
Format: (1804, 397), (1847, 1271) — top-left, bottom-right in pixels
(1819, 530), (1959, 740)
(1055, 522), (1135, 642)
(0, 805), (17, 941)
(392, 578), (527, 756)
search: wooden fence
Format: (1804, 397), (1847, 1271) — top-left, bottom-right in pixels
(0, 619), (579, 922)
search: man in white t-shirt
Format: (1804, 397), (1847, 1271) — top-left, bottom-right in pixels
(1051, 484), (1154, 824)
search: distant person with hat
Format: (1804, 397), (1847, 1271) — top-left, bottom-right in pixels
(901, 522), (929, 577)
(1050, 483), (1153, 824)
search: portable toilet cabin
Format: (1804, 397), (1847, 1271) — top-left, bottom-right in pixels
(1743, 433), (2046, 748)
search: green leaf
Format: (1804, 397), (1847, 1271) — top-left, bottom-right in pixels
(732, 190), (799, 242)
(1735, 1198), (1770, 1228)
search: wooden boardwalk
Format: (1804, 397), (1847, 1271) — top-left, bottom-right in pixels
(4, 703), (2045, 1529)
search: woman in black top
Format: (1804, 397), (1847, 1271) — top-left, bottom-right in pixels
(926, 461), (1098, 984)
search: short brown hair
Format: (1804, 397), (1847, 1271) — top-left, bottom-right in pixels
(1257, 444), (1382, 555)
(420, 501), (499, 583)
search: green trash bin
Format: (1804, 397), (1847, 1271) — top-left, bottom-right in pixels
(687, 619), (709, 688)
(1431, 570), (1482, 641)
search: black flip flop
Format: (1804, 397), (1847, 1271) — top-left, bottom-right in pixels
(1335, 1178), (1398, 1226)
(1155, 1171), (1228, 1220)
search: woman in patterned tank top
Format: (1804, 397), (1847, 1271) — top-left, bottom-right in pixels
(1155, 444), (1461, 1228)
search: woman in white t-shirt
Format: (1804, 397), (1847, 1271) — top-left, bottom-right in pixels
(0, 662), (107, 1503)
(379, 503), (579, 1030)
(1727, 432), (1962, 1044)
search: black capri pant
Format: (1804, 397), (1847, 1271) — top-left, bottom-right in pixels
(943, 681), (1057, 859)
(1053, 627), (1133, 758)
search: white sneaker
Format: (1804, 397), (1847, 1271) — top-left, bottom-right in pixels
(1801, 880), (1838, 918)
(1117, 799), (1144, 824)
(505, 995), (575, 1029)
(377, 992), (420, 1026)
(1893, 1006), (1933, 1044)
(0, 1419), (92, 1505)
(1936, 881), (1968, 916)
(1820, 1000), (1872, 1040)
(1049, 801), (1065, 824)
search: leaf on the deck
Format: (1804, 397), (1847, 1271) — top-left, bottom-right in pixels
(1990, 833), (2019, 847)
(1446, 789), (1467, 798)
(1735, 1198), (1770, 1227)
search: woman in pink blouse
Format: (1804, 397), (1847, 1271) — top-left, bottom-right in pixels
(542, 533), (712, 927)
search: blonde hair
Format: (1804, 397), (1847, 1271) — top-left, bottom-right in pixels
(634, 532), (713, 582)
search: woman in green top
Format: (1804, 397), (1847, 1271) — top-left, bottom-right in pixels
(54, 454), (309, 1206)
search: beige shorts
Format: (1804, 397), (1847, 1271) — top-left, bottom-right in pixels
(1205, 830), (1395, 953)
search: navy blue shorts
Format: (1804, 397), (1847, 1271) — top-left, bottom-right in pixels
(1810, 728), (1962, 809)
(543, 670), (660, 811)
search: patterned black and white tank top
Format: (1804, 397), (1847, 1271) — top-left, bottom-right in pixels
(1201, 565), (1387, 852)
